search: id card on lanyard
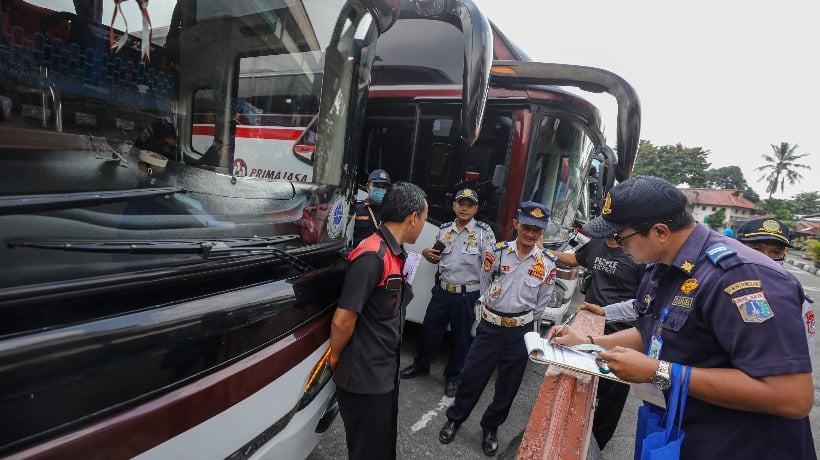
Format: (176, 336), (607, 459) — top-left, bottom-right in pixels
(647, 308), (669, 359)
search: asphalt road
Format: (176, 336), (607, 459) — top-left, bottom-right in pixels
(309, 258), (820, 459)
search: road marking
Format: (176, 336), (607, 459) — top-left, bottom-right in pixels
(410, 395), (452, 433)
(804, 286), (820, 292)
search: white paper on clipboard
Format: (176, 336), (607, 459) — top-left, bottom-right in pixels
(403, 251), (422, 284)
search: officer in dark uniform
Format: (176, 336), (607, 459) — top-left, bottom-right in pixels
(735, 217), (815, 368)
(330, 182), (428, 460)
(399, 188), (496, 397)
(439, 202), (557, 457)
(350, 168), (392, 247)
(552, 176), (815, 460)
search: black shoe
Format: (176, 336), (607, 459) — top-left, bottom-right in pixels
(400, 363), (430, 379)
(482, 430), (498, 456)
(439, 419), (460, 444)
(445, 380), (458, 398)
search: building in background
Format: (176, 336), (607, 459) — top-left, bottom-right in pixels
(680, 188), (758, 231)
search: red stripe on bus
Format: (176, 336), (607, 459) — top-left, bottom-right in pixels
(192, 125), (303, 140)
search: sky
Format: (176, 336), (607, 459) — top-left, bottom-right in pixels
(472, 0), (819, 199)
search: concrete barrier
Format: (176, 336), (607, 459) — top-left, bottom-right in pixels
(517, 310), (605, 459)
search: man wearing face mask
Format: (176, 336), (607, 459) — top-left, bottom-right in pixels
(735, 218), (815, 367)
(351, 169), (392, 247)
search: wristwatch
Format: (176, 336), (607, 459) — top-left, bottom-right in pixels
(650, 360), (672, 390)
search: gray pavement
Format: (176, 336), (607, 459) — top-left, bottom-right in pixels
(310, 260), (820, 459)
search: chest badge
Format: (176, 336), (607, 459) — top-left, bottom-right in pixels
(680, 278), (698, 295)
(680, 261), (695, 274)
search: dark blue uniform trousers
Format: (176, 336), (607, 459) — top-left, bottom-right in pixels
(445, 318), (529, 431)
(413, 285), (479, 382)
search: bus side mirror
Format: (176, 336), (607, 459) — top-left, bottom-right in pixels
(492, 165), (506, 188)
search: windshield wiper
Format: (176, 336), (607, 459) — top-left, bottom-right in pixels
(8, 235), (314, 272)
(0, 187), (185, 215)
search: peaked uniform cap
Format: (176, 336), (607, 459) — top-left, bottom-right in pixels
(454, 188), (479, 203)
(367, 169), (391, 184)
(517, 201), (550, 228)
(583, 176), (688, 238)
(736, 218), (792, 247)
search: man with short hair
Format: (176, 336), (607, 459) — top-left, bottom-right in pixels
(330, 182), (428, 460)
(400, 188), (496, 397)
(552, 176), (815, 459)
(350, 168), (392, 247)
(439, 202), (556, 457)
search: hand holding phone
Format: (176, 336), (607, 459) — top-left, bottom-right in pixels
(432, 240), (446, 252)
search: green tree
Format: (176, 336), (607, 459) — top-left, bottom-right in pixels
(743, 188), (761, 203)
(633, 140), (711, 187)
(704, 209), (726, 230)
(757, 198), (792, 220)
(706, 165), (747, 189)
(756, 142), (812, 198)
(704, 165), (760, 202)
(790, 191), (820, 215)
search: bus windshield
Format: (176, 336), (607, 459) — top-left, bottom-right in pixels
(0, 0), (374, 291)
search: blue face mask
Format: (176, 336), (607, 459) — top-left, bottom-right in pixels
(369, 187), (386, 203)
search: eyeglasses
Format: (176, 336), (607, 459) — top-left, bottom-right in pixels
(612, 227), (649, 247)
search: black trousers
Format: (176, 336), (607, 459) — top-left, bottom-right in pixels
(337, 386), (399, 460)
(445, 319), (529, 431)
(413, 286), (479, 382)
(592, 376), (630, 449)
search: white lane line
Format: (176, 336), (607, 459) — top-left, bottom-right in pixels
(410, 395), (452, 433)
(804, 286), (820, 292)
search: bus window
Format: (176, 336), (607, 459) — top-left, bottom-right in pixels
(527, 115), (595, 243)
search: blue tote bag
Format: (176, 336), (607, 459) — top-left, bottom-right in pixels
(634, 363), (691, 460)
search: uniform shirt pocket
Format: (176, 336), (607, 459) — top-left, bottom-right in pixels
(663, 305), (693, 332)
(521, 275), (543, 304)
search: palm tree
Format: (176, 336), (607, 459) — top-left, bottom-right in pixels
(756, 142), (811, 198)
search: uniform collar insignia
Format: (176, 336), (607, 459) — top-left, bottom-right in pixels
(644, 294), (652, 306)
(680, 261), (695, 273)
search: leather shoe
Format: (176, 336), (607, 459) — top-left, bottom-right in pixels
(439, 419), (460, 444)
(482, 430), (498, 456)
(445, 380), (458, 397)
(400, 363), (429, 379)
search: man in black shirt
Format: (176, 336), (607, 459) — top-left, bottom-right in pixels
(330, 182), (427, 460)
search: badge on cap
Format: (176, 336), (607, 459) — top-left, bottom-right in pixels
(601, 192), (613, 215)
(529, 207), (545, 218)
(761, 219), (782, 233)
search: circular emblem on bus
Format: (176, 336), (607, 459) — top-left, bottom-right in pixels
(233, 158), (248, 177)
(327, 196), (348, 239)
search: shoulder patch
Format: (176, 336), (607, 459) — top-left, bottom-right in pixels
(493, 241), (509, 252)
(541, 248), (558, 262)
(731, 291), (774, 323)
(705, 243), (736, 266)
(440, 221), (453, 229)
(476, 221), (490, 230)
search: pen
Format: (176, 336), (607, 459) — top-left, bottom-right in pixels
(551, 309), (578, 338)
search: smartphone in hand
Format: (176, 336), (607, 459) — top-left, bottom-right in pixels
(432, 240), (446, 252)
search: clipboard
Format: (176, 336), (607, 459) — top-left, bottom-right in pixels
(524, 331), (627, 383)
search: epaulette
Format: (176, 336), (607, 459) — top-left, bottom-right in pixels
(704, 243), (737, 267)
(806, 292), (815, 304)
(541, 248), (558, 262)
(440, 221), (453, 229)
(493, 241), (509, 252)
(476, 221), (491, 230)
